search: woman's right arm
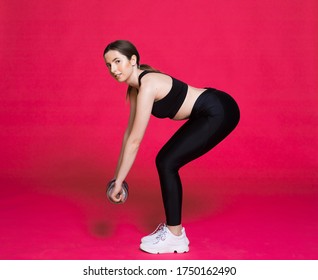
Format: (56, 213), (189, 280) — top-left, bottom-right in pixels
(114, 88), (137, 178)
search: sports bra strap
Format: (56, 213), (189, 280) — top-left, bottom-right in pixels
(138, 70), (157, 86)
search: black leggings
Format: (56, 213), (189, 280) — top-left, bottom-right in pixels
(155, 88), (240, 226)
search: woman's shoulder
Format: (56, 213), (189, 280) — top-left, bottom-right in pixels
(139, 69), (163, 81)
(138, 70), (171, 86)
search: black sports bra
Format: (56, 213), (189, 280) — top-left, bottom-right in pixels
(138, 71), (188, 119)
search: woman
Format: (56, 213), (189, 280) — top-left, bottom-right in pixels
(103, 40), (240, 254)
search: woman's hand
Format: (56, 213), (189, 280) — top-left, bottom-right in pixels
(109, 180), (124, 203)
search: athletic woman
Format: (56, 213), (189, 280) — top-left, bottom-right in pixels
(103, 40), (240, 254)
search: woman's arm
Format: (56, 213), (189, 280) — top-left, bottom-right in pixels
(110, 84), (155, 202)
(114, 88), (137, 179)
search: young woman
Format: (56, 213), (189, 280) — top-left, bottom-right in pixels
(103, 40), (240, 254)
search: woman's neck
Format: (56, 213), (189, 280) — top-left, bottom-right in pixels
(126, 68), (142, 89)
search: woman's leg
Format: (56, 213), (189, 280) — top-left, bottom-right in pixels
(156, 89), (240, 228)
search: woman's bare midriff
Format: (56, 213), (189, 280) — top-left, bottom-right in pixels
(173, 86), (206, 120)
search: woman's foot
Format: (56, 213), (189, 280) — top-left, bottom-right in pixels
(167, 224), (182, 236)
(141, 223), (189, 244)
(140, 224), (190, 254)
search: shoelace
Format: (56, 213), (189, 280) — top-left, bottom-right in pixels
(154, 225), (167, 244)
(148, 223), (165, 236)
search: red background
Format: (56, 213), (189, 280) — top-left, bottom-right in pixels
(0, 0), (317, 259)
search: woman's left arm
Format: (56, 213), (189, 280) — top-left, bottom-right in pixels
(111, 85), (155, 202)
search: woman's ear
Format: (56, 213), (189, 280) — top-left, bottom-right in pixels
(130, 55), (137, 66)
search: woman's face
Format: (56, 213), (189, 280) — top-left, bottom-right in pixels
(104, 50), (136, 83)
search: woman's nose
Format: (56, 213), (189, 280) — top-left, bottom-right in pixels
(111, 64), (118, 73)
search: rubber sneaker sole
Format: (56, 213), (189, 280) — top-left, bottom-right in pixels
(140, 243), (189, 254)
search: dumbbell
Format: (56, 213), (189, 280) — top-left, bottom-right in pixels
(106, 179), (129, 204)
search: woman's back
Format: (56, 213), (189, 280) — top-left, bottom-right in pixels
(138, 71), (205, 120)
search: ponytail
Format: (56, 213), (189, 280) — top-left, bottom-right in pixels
(139, 64), (160, 73)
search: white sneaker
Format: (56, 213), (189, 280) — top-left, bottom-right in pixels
(141, 223), (190, 245)
(140, 224), (190, 254)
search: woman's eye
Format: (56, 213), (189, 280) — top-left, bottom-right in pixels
(115, 60), (120, 64)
